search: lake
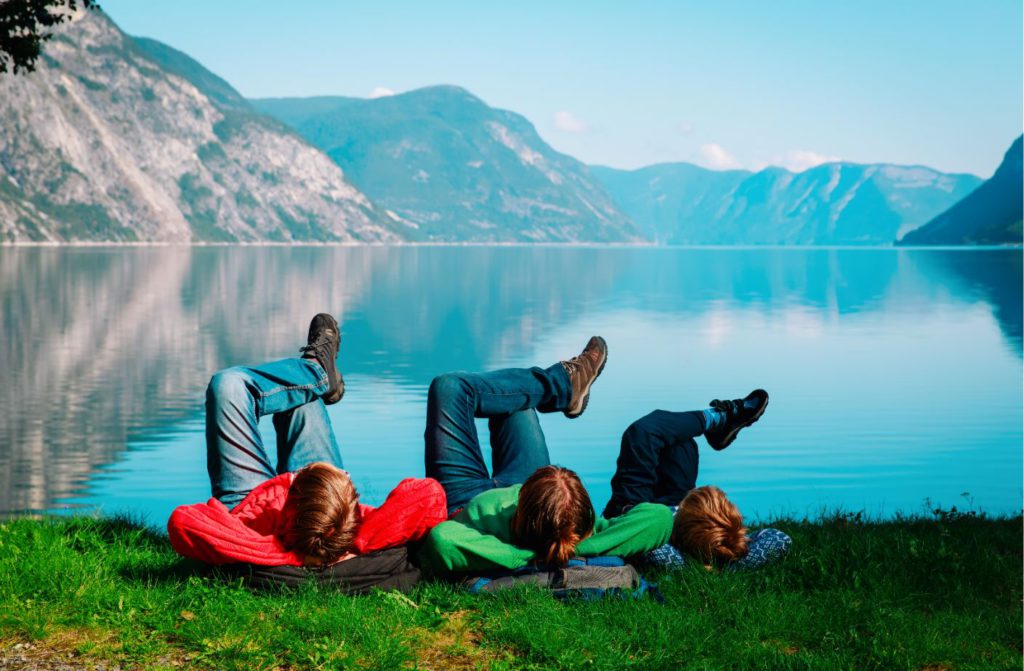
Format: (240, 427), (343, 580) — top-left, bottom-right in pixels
(1, 246), (1020, 526)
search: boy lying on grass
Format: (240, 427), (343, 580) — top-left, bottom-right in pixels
(168, 314), (447, 567)
(417, 337), (672, 574)
(600, 397), (791, 571)
(417, 336), (790, 577)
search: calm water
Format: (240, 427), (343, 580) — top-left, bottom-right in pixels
(1, 246), (1020, 526)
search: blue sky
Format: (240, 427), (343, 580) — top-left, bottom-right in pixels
(100, 1), (1022, 177)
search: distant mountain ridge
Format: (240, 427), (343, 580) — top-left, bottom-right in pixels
(252, 88), (640, 242)
(898, 136), (1023, 246)
(592, 161), (981, 245)
(0, 11), (398, 243)
(0, 12), (998, 246)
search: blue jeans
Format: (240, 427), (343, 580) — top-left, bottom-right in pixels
(602, 410), (704, 518)
(424, 364), (572, 513)
(205, 358), (343, 508)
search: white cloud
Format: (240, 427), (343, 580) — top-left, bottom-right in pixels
(772, 149), (840, 172)
(697, 143), (740, 170)
(676, 122), (694, 135)
(553, 110), (590, 134)
(368, 87), (395, 99)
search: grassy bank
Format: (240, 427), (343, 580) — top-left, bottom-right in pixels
(0, 510), (1020, 671)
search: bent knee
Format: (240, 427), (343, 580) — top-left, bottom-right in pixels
(207, 368), (249, 402)
(622, 410), (676, 441)
(427, 373), (470, 404)
(622, 412), (659, 443)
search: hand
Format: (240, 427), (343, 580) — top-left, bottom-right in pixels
(326, 552), (357, 566)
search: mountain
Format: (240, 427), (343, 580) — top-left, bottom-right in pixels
(898, 136), (1023, 246)
(592, 162), (982, 245)
(0, 11), (398, 243)
(252, 88), (639, 242)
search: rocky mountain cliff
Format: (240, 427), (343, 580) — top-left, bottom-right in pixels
(592, 162), (981, 245)
(898, 136), (1023, 246)
(0, 11), (398, 243)
(252, 88), (640, 242)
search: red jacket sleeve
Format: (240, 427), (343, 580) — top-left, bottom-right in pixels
(353, 478), (447, 554)
(167, 475), (303, 567)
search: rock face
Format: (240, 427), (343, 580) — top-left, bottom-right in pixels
(0, 11), (399, 243)
(252, 87), (640, 242)
(898, 136), (1023, 246)
(592, 162), (982, 245)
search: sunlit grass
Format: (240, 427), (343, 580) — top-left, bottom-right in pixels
(0, 510), (1019, 670)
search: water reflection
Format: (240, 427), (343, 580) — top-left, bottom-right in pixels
(0, 246), (1020, 519)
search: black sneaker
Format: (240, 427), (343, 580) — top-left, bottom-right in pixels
(705, 389), (769, 451)
(561, 336), (608, 419)
(300, 313), (344, 404)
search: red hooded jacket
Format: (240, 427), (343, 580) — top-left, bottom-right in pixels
(167, 474), (447, 566)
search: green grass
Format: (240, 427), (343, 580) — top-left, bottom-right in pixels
(0, 511), (1019, 671)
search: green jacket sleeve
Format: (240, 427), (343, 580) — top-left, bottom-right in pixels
(417, 519), (535, 574)
(417, 486), (535, 574)
(576, 503), (673, 558)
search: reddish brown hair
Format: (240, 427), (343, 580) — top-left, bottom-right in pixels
(671, 486), (748, 565)
(510, 465), (595, 566)
(287, 462), (360, 564)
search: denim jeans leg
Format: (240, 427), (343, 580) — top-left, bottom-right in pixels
(489, 409), (551, 487)
(424, 364), (570, 513)
(602, 410), (703, 518)
(206, 358), (329, 507)
(273, 399), (343, 474)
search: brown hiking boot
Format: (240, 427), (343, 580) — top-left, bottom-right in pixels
(561, 336), (608, 419)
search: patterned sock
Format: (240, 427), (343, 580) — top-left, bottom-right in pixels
(701, 408), (726, 432)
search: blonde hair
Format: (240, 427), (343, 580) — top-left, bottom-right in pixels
(288, 462), (360, 563)
(510, 465), (595, 566)
(671, 486), (748, 565)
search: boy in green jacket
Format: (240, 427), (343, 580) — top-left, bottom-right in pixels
(419, 337), (673, 574)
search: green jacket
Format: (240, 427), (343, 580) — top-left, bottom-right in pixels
(417, 484), (673, 574)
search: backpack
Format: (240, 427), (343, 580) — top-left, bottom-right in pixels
(224, 546), (420, 595)
(461, 556), (657, 601)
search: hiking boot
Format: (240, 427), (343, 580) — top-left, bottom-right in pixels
(705, 389), (769, 451)
(300, 313), (344, 404)
(561, 336), (608, 419)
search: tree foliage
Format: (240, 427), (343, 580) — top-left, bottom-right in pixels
(0, 0), (98, 74)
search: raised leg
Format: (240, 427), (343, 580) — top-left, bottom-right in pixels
(424, 365), (569, 513)
(273, 399), (343, 474)
(489, 409), (551, 487)
(602, 410), (704, 518)
(205, 358), (329, 507)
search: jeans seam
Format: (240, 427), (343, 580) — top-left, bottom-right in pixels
(258, 376), (328, 398)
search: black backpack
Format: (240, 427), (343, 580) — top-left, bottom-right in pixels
(224, 546), (420, 595)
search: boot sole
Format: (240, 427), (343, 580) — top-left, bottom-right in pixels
(712, 390), (768, 450)
(564, 337), (608, 419)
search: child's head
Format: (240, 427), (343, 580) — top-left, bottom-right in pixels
(288, 462), (360, 564)
(510, 465), (595, 566)
(671, 486), (748, 565)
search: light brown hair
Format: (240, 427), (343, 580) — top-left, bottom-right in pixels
(671, 486), (748, 565)
(287, 462), (360, 564)
(510, 465), (595, 566)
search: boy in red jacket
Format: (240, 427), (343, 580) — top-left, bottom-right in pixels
(168, 314), (446, 567)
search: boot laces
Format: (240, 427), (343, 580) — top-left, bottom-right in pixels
(300, 334), (334, 355)
(710, 398), (743, 416)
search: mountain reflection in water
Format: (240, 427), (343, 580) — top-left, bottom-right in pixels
(1, 246), (1020, 522)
